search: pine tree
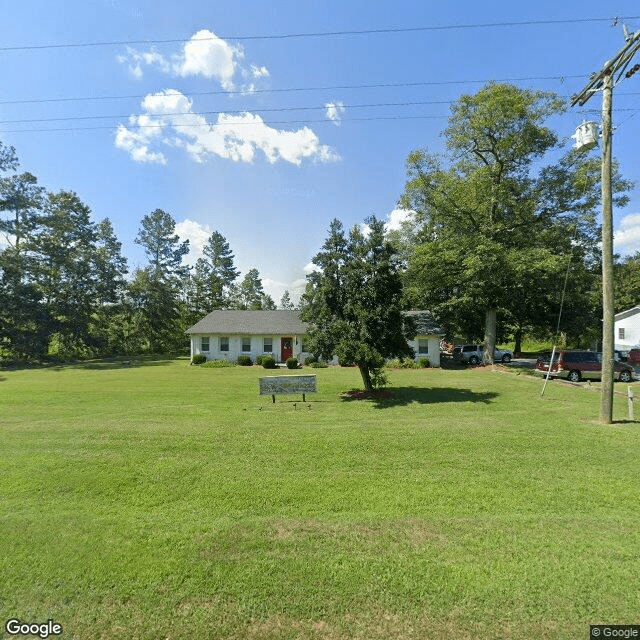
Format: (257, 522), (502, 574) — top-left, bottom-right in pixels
(233, 268), (268, 310)
(302, 217), (413, 391)
(186, 231), (239, 321)
(280, 290), (294, 310)
(132, 209), (190, 352)
(32, 190), (99, 357)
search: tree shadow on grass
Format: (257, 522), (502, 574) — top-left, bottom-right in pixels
(340, 386), (499, 408)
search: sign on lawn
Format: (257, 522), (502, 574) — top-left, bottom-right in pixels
(259, 375), (317, 402)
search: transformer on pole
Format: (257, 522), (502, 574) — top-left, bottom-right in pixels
(571, 121), (599, 152)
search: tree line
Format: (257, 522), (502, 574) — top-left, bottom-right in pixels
(2, 82), (639, 367)
(0, 146), (285, 360)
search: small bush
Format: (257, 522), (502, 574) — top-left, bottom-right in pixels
(370, 367), (388, 389)
(261, 355), (277, 369)
(386, 358), (417, 369)
(309, 360), (328, 368)
(201, 359), (235, 368)
(191, 354), (207, 365)
(286, 357), (299, 369)
(237, 355), (253, 366)
(255, 355), (264, 366)
(418, 357), (431, 368)
(304, 355), (318, 365)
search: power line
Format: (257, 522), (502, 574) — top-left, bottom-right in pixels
(1, 17), (639, 51)
(1, 114), (453, 134)
(4, 107), (640, 135)
(0, 100), (456, 125)
(0, 75), (585, 106)
(1, 99), (638, 127)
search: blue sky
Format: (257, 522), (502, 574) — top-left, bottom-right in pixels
(2, 1), (640, 303)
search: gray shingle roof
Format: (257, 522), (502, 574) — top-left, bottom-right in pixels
(186, 310), (309, 335)
(614, 305), (640, 322)
(187, 309), (444, 337)
(403, 310), (445, 336)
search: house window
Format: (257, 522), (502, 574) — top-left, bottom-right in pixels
(242, 337), (251, 352)
(619, 328), (625, 340)
(417, 339), (429, 354)
(201, 337), (210, 352)
(263, 337), (273, 353)
(219, 337), (229, 352)
(301, 338), (309, 352)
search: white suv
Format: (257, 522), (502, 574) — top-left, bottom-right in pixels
(452, 344), (513, 365)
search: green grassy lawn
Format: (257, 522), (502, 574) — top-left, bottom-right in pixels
(1, 358), (639, 639)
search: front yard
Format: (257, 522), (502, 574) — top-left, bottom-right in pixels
(1, 359), (639, 639)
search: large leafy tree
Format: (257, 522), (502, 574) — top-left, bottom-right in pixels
(132, 209), (190, 352)
(400, 82), (630, 357)
(615, 251), (640, 313)
(301, 217), (414, 391)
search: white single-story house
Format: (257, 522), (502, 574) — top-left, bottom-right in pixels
(186, 309), (445, 365)
(187, 310), (310, 364)
(614, 305), (640, 352)
(403, 310), (445, 366)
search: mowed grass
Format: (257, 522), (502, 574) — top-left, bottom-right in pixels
(1, 358), (639, 639)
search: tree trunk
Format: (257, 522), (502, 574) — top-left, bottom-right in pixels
(359, 364), (374, 392)
(514, 328), (522, 356)
(483, 309), (497, 365)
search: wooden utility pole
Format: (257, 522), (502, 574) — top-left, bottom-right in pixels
(600, 72), (614, 423)
(571, 25), (640, 424)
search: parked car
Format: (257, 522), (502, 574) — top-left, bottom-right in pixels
(452, 344), (513, 365)
(628, 348), (640, 366)
(535, 350), (634, 382)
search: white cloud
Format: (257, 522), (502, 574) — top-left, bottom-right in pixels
(117, 29), (267, 93)
(117, 47), (171, 79)
(614, 213), (640, 256)
(174, 30), (241, 90)
(325, 102), (346, 126)
(175, 219), (212, 264)
(250, 65), (269, 79)
(116, 89), (340, 166)
(262, 275), (307, 306)
(357, 209), (416, 238)
(385, 208), (415, 232)
(114, 118), (167, 164)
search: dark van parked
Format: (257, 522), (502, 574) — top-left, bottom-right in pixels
(535, 350), (634, 383)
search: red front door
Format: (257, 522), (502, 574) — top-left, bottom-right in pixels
(281, 337), (293, 362)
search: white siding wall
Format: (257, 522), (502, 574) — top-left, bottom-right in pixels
(615, 310), (640, 350)
(191, 334), (308, 363)
(191, 332), (442, 365)
(406, 335), (441, 367)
